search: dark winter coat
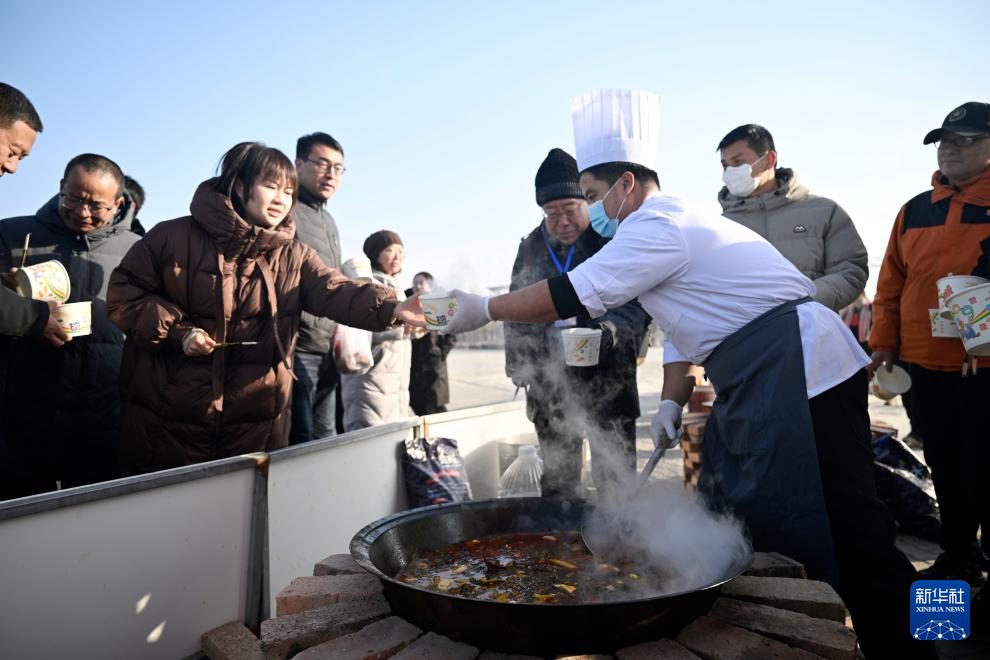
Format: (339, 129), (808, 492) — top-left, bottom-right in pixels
(409, 331), (456, 415)
(292, 187), (342, 355)
(0, 194), (140, 490)
(504, 222), (649, 422)
(106, 180), (398, 475)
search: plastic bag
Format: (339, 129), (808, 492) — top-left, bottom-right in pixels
(871, 433), (940, 541)
(401, 437), (473, 508)
(333, 324), (373, 374)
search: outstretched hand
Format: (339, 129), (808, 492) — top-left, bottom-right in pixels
(867, 351), (894, 378)
(437, 289), (492, 335)
(40, 300), (70, 347)
(393, 293), (426, 330)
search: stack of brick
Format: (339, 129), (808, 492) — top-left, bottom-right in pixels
(199, 552), (858, 659)
(680, 412), (708, 488)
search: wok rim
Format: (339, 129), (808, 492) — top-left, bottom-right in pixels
(349, 497), (753, 609)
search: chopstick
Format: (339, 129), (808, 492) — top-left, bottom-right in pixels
(216, 341), (259, 348)
(20, 233), (31, 269)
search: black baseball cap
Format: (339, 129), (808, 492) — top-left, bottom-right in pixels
(923, 102), (990, 144)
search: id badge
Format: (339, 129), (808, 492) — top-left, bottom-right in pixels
(553, 317), (577, 328)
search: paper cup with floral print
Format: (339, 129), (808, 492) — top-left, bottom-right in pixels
(421, 294), (459, 329)
(562, 327), (602, 366)
(53, 301), (92, 338)
(14, 260), (71, 304)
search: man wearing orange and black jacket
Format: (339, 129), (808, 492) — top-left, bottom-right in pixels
(870, 102), (990, 591)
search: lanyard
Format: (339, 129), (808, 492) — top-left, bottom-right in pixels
(541, 224), (575, 275)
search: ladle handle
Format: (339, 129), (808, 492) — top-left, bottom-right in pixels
(635, 429), (681, 492)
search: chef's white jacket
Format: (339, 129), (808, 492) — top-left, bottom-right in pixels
(567, 194), (869, 398)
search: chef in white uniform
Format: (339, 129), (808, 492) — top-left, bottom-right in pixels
(439, 90), (931, 660)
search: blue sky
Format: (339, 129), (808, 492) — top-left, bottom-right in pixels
(3, 0), (988, 295)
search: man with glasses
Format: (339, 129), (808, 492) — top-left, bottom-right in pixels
(871, 102), (990, 599)
(504, 148), (649, 500)
(289, 132), (346, 444)
(0, 153), (139, 498)
(717, 124), (868, 312)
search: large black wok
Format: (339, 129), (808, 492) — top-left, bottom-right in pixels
(350, 497), (752, 655)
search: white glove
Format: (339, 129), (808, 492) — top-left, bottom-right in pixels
(650, 399), (683, 449)
(437, 289), (492, 335)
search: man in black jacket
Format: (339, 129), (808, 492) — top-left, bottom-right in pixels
(289, 132), (345, 443)
(0, 153), (138, 498)
(504, 148), (650, 500)
(407, 272), (456, 415)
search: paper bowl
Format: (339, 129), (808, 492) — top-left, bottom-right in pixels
(869, 364), (912, 401)
(561, 327), (602, 367)
(420, 295), (458, 329)
(929, 308), (959, 338)
(53, 301), (92, 338)
(944, 282), (990, 357)
(342, 257), (373, 282)
(14, 260), (71, 303)
(937, 275), (988, 319)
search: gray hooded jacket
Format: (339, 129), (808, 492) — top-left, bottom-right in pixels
(718, 169), (867, 311)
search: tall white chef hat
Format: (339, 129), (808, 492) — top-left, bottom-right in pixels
(570, 89), (661, 173)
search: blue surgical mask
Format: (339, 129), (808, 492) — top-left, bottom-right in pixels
(587, 178), (626, 238)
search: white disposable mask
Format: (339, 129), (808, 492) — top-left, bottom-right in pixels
(721, 153), (768, 197)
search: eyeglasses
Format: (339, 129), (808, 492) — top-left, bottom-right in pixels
(935, 134), (990, 148)
(59, 192), (117, 217)
(306, 158), (346, 176)
(543, 204), (584, 224)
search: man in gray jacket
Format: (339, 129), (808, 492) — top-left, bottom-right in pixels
(289, 132), (345, 444)
(717, 124), (867, 311)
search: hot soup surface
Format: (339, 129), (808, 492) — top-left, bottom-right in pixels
(395, 531), (665, 604)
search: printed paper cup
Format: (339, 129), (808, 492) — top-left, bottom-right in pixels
(869, 364), (912, 401)
(14, 260), (71, 303)
(421, 295), (458, 329)
(53, 301), (92, 338)
(937, 275), (988, 319)
(341, 257), (373, 281)
(929, 308), (959, 338)
(944, 282), (990, 357)
(562, 327), (602, 366)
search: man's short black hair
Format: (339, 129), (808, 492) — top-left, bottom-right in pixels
(0, 83), (43, 132)
(63, 153), (125, 197)
(123, 175), (145, 212)
(581, 161), (660, 189)
(717, 124), (775, 155)
(414, 271), (434, 281)
(296, 132), (344, 161)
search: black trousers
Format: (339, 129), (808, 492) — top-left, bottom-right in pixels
(906, 363), (990, 559)
(810, 369), (933, 659)
(530, 395), (636, 500)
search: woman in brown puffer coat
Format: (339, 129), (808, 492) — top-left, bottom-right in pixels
(107, 142), (420, 475)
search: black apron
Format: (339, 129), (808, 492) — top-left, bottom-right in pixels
(700, 297), (838, 586)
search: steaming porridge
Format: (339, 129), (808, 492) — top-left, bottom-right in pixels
(395, 531), (671, 604)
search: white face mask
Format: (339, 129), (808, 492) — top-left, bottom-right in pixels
(721, 153), (768, 197)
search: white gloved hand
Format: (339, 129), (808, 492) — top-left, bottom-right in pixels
(437, 289), (492, 335)
(650, 399), (683, 449)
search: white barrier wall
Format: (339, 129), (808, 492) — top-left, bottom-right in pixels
(265, 420), (419, 615)
(0, 458), (262, 660)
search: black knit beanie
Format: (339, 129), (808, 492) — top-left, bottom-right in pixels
(535, 148), (583, 206)
(363, 229), (404, 265)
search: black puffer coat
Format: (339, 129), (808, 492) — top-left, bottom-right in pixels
(504, 222), (649, 422)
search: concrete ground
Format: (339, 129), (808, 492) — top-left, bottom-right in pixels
(445, 347), (988, 657)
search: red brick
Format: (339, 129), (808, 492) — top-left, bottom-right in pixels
(392, 631), (478, 659)
(276, 574), (383, 616)
(293, 616), (422, 659)
(314, 553), (367, 576)
(260, 593), (390, 659)
(616, 639), (701, 659)
(677, 615), (820, 659)
(201, 621), (262, 660)
(721, 576), (847, 622)
(711, 597), (857, 659)
(743, 552), (808, 579)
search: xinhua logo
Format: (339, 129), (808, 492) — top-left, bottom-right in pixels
(911, 580), (970, 640)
